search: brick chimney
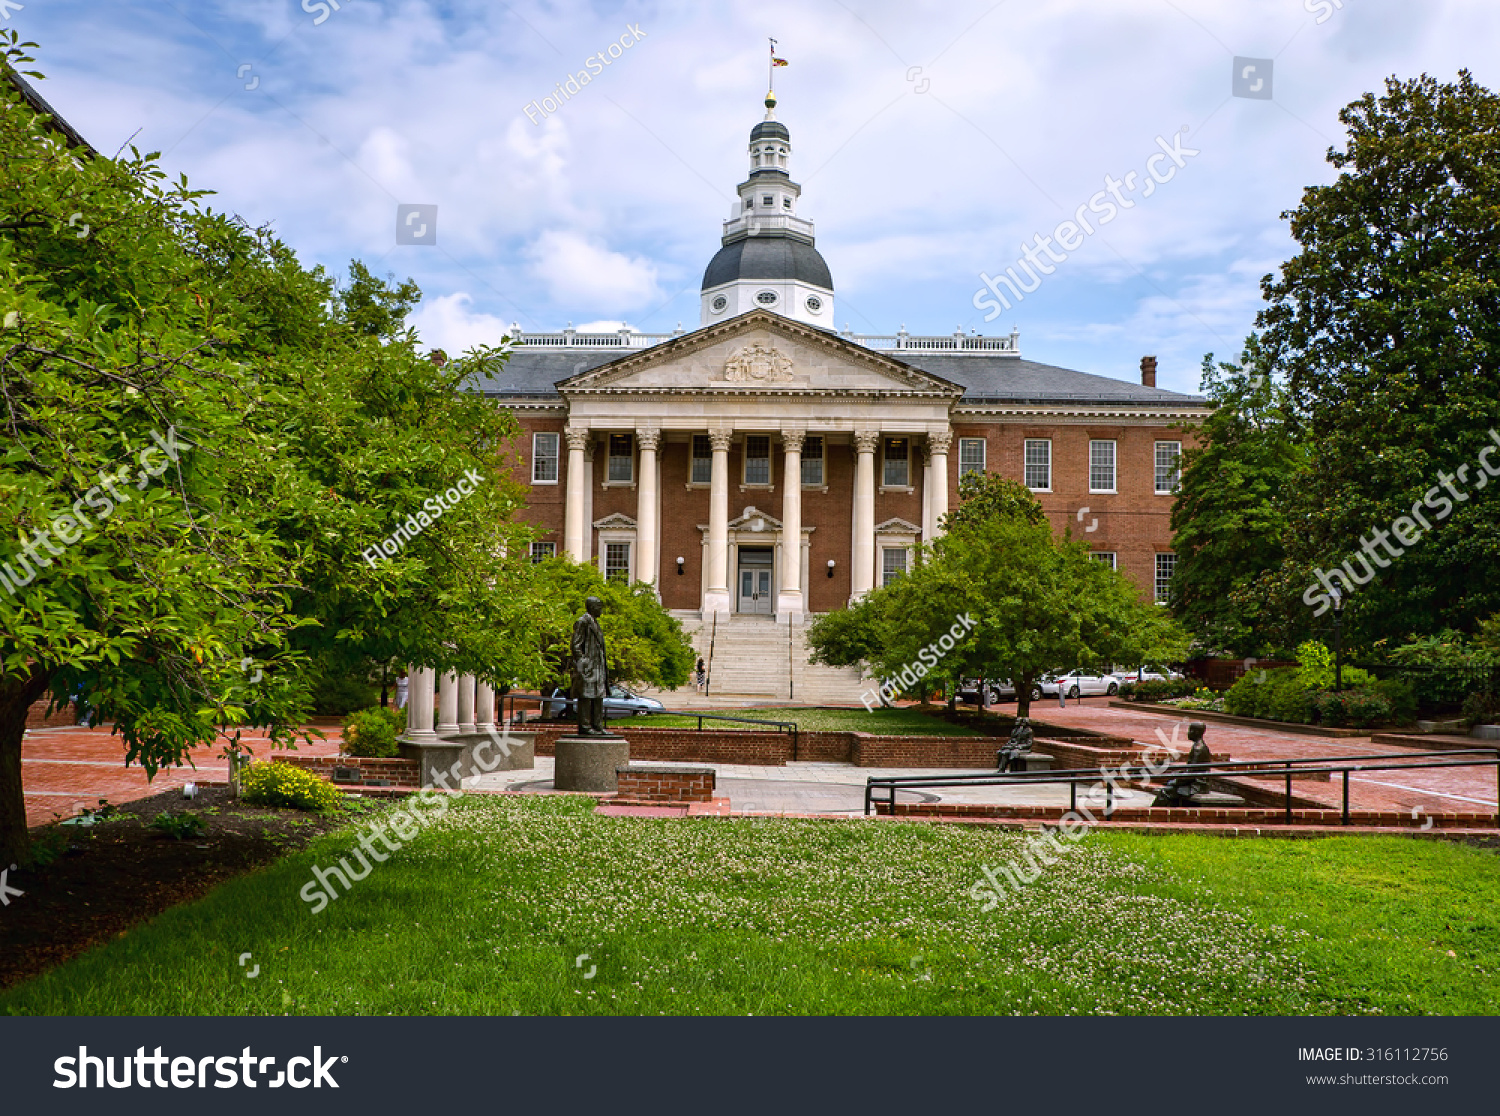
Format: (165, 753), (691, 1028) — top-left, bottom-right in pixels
(1140, 355), (1157, 388)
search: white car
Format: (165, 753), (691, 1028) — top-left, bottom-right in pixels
(1117, 667), (1185, 684)
(1036, 670), (1119, 699)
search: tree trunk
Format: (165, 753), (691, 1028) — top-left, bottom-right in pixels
(0, 666), (54, 865)
(1015, 673), (1034, 721)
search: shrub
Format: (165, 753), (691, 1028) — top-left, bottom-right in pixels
(1313, 687), (1394, 728)
(150, 812), (206, 840)
(239, 762), (342, 812)
(1373, 677), (1418, 724)
(1225, 667), (1314, 723)
(1294, 641), (1373, 689)
(342, 705), (402, 758)
(1125, 678), (1198, 703)
(1461, 690), (1500, 727)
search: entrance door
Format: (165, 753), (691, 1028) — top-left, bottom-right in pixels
(737, 547), (774, 614)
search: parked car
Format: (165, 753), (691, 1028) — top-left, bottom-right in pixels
(1115, 666), (1185, 684)
(958, 679), (1016, 705)
(543, 684), (665, 719)
(1036, 670), (1119, 699)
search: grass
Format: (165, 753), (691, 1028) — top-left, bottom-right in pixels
(629, 705), (982, 736)
(3, 795), (1497, 1016)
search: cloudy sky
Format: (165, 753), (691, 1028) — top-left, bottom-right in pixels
(14, 0), (1499, 393)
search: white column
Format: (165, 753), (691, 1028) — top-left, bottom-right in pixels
(929, 430), (951, 538)
(636, 427), (660, 589)
(405, 664), (437, 742)
(457, 673), (476, 734)
(436, 671), (460, 735)
(563, 425), (589, 561)
(703, 429), (733, 616)
(851, 430), (878, 600)
(777, 430), (804, 621)
(475, 680), (496, 733)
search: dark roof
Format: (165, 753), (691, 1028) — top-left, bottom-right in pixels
(901, 354), (1205, 404)
(3, 64), (96, 154)
(750, 120), (789, 141)
(465, 350), (621, 397)
(702, 235), (834, 291)
(468, 346), (1205, 407)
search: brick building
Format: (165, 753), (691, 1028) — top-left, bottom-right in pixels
(469, 92), (1209, 690)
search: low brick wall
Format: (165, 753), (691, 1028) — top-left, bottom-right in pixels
(616, 765), (716, 803)
(276, 755), (421, 787)
(523, 726), (1162, 769)
(873, 801), (1497, 830)
(26, 699), (77, 729)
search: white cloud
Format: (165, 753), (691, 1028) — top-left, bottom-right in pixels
(407, 292), (511, 355)
(525, 230), (660, 312)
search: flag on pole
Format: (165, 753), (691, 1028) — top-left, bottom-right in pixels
(772, 56), (788, 67)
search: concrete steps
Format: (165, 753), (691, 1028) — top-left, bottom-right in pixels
(648, 616), (867, 705)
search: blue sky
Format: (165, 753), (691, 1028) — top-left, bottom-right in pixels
(13, 0), (1499, 393)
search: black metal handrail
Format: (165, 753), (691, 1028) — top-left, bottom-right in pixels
(863, 747), (1500, 826)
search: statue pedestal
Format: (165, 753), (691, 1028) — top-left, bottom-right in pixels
(554, 734), (630, 793)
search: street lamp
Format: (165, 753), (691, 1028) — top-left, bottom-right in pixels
(1330, 586), (1344, 692)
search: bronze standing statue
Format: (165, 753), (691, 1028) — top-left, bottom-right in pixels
(570, 596), (609, 736)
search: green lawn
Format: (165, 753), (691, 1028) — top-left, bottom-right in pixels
(4, 795), (1497, 1016)
(630, 705), (983, 736)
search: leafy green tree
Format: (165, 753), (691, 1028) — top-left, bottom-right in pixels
(1168, 336), (1303, 657)
(0, 39), (540, 862)
(810, 474), (1186, 717)
(526, 559), (694, 691)
(1257, 71), (1500, 647)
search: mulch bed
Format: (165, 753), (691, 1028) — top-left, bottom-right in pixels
(1, 784), (348, 992)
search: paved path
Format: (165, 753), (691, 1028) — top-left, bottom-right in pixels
(19, 724), (345, 826)
(473, 756), (1156, 817)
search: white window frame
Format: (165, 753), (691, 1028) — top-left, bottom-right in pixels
(531, 432), (559, 484)
(1155, 440), (1182, 495)
(1024, 439), (1052, 491)
(958, 437), (985, 477)
(882, 437), (910, 489)
(1155, 553), (1176, 604)
(605, 542), (632, 582)
(881, 547), (909, 587)
(530, 541), (556, 563)
(606, 433), (634, 484)
(801, 436), (824, 486)
(1089, 439), (1117, 494)
(690, 434), (713, 485)
(742, 435), (772, 486)
(1091, 551), (1116, 570)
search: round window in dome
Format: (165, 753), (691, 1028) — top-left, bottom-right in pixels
(805, 295), (823, 313)
(756, 290), (778, 306)
(711, 295), (728, 312)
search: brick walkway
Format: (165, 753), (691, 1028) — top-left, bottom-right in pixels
(1027, 701), (1499, 816)
(20, 724), (345, 827)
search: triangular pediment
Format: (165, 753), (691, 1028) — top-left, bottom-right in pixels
(592, 513), (637, 530)
(555, 310), (963, 397)
(874, 517), (922, 535)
